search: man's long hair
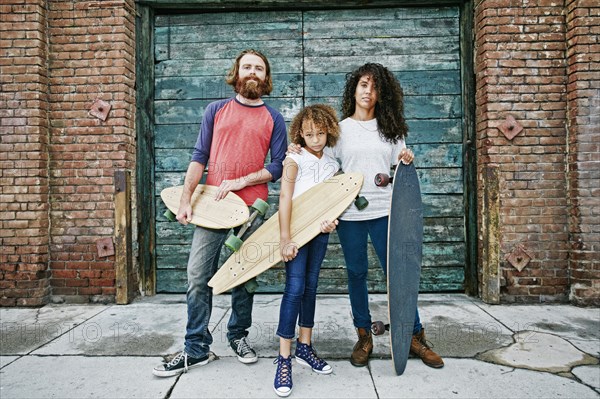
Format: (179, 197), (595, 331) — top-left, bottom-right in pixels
(341, 63), (408, 143)
(225, 49), (273, 95)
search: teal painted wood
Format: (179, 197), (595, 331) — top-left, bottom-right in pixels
(152, 6), (466, 294)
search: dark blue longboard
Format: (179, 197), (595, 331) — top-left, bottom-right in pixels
(387, 162), (423, 375)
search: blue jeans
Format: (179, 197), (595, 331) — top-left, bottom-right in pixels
(276, 233), (329, 339)
(184, 211), (264, 358)
(337, 216), (422, 335)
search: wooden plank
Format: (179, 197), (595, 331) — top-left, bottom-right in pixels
(135, 5), (156, 296)
(141, 0), (462, 10)
(406, 119), (462, 144)
(156, 39), (302, 61)
(304, 70), (461, 98)
(155, 73), (302, 99)
(155, 57), (302, 76)
(154, 98), (303, 124)
(303, 94), (462, 119)
(155, 22), (301, 45)
(413, 143), (462, 168)
(114, 170), (134, 304)
(154, 124), (199, 149)
(155, 11), (301, 26)
(304, 37), (458, 58)
(304, 7), (459, 22)
(303, 18), (459, 40)
(481, 166), (501, 304)
(304, 54), (459, 73)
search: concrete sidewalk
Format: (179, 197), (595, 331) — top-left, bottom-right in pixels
(1, 294), (598, 398)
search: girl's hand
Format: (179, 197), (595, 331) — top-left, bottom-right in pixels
(286, 143), (302, 156)
(320, 219), (338, 234)
(398, 148), (415, 165)
(280, 239), (299, 262)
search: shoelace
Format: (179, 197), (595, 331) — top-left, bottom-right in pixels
(301, 345), (326, 368)
(273, 357), (292, 385)
(357, 334), (371, 351)
(166, 352), (189, 373)
(235, 337), (252, 356)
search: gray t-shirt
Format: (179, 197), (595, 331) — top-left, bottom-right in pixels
(332, 117), (405, 221)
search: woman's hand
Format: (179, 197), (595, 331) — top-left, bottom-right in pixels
(398, 148), (415, 165)
(287, 143), (302, 156)
(280, 239), (299, 262)
(320, 219), (338, 234)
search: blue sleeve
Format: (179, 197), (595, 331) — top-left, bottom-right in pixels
(265, 108), (288, 182)
(191, 100), (225, 165)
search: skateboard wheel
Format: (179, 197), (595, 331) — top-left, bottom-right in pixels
(164, 209), (177, 222)
(225, 235), (243, 252)
(251, 198), (269, 216)
(374, 173), (391, 187)
(355, 196), (369, 210)
(244, 278), (259, 294)
(371, 321), (386, 335)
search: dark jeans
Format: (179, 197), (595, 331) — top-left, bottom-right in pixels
(184, 209), (264, 358)
(276, 233), (329, 339)
(337, 216), (422, 335)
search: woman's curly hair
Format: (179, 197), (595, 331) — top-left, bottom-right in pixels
(289, 104), (340, 148)
(341, 63), (408, 143)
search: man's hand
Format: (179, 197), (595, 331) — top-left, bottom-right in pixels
(215, 179), (247, 201)
(286, 143), (302, 156)
(176, 202), (193, 225)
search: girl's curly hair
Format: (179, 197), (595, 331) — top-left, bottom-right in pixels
(289, 104), (340, 148)
(341, 63), (408, 144)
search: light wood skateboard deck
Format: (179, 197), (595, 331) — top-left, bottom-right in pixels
(161, 184), (249, 230)
(208, 173), (364, 295)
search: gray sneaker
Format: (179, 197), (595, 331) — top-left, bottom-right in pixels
(230, 336), (258, 364)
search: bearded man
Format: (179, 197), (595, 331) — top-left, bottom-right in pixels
(153, 49), (288, 377)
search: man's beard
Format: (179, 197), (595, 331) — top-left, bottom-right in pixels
(236, 75), (268, 100)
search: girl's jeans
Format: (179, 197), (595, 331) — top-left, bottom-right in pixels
(184, 211), (264, 358)
(337, 216), (422, 335)
(276, 233), (329, 339)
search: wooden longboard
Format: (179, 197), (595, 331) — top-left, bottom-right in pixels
(387, 163), (423, 375)
(161, 185), (249, 229)
(208, 173), (364, 295)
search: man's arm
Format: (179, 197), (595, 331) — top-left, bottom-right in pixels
(177, 161), (206, 225)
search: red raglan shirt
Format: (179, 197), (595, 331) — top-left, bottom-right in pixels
(191, 98), (287, 205)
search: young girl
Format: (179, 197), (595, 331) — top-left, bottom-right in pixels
(273, 104), (340, 397)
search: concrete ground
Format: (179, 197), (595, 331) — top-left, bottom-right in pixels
(1, 293), (599, 398)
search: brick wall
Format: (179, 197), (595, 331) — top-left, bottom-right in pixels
(0, 0), (51, 306)
(565, 0), (600, 306)
(46, 0), (137, 303)
(474, 0), (570, 303)
(1, 0), (137, 306)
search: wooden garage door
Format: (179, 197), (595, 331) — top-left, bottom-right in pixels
(153, 7), (464, 293)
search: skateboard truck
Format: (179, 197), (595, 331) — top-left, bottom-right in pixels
(224, 198), (269, 252)
(371, 320), (390, 335)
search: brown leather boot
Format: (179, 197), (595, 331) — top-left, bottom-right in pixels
(350, 327), (373, 367)
(410, 328), (444, 368)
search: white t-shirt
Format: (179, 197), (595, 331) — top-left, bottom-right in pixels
(285, 149), (340, 199)
(333, 117), (405, 221)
